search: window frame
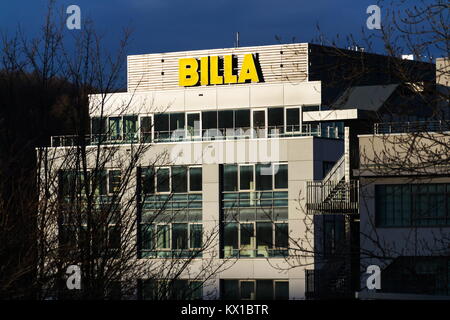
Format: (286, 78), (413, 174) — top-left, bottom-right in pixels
(251, 108), (268, 139)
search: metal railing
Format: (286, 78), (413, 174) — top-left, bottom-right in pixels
(306, 180), (359, 215)
(374, 120), (450, 134)
(51, 124), (344, 147)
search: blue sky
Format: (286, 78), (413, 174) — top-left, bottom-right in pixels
(0, 0), (434, 56)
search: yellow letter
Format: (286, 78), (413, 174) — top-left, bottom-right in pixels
(200, 56), (209, 86)
(223, 55), (238, 84)
(238, 54), (260, 83)
(179, 58), (199, 87)
(209, 56), (223, 85)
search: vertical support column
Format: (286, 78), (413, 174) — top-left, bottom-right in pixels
(344, 127), (350, 183)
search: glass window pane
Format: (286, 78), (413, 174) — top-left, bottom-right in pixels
(154, 114), (169, 132)
(274, 164), (288, 189)
(108, 117), (122, 140)
(240, 223), (254, 246)
(256, 222), (273, 248)
(275, 223), (288, 248)
(124, 115), (138, 140)
(157, 225), (170, 249)
(219, 110), (234, 129)
(223, 165), (238, 191)
(142, 167), (155, 194)
(172, 166), (187, 193)
(142, 280), (155, 300)
(93, 170), (107, 195)
(109, 170), (121, 194)
(141, 224), (154, 250)
(240, 165), (254, 190)
(268, 108), (284, 127)
(240, 281), (255, 300)
(224, 222), (238, 249)
(187, 113), (201, 137)
(190, 224), (202, 249)
(256, 164), (272, 190)
(222, 280), (239, 300)
(189, 281), (203, 300)
(157, 168), (170, 192)
(286, 108), (300, 132)
(140, 117), (152, 143)
(172, 223), (188, 249)
(92, 117), (106, 135)
(235, 109), (250, 128)
(170, 113), (185, 132)
(189, 167), (202, 191)
(108, 226), (121, 249)
(202, 111), (217, 129)
(274, 281), (289, 300)
(256, 280), (273, 300)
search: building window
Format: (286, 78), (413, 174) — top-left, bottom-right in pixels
(285, 108), (300, 132)
(221, 279), (289, 300)
(139, 166), (203, 258)
(223, 163), (287, 192)
(376, 183), (450, 227)
(189, 167), (202, 191)
(140, 279), (203, 300)
(141, 166), (202, 194)
(221, 164), (288, 258)
(382, 256), (450, 296)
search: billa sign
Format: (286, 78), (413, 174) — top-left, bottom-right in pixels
(179, 54), (261, 87)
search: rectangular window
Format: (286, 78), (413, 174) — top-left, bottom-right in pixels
(274, 281), (289, 300)
(268, 108), (284, 127)
(240, 165), (254, 190)
(190, 224), (202, 249)
(170, 113), (185, 133)
(219, 110), (234, 129)
(172, 166), (187, 193)
(109, 170), (121, 194)
(189, 167), (202, 191)
(142, 167), (155, 194)
(256, 222), (273, 256)
(157, 225), (170, 249)
(256, 164), (273, 190)
(108, 226), (121, 250)
(223, 165), (238, 191)
(172, 223), (188, 249)
(187, 113), (201, 137)
(235, 109), (250, 128)
(274, 164), (288, 189)
(286, 108), (300, 132)
(224, 223), (239, 251)
(108, 117), (122, 140)
(156, 168), (170, 192)
(240, 281), (255, 300)
(123, 116), (138, 141)
(256, 280), (273, 300)
(154, 114), (169, 141)
(376, 183), (450, 227)
(92, 117), (106, 135)
(240, 223), (254, 247)
(275, 223), (288, 248)
(202, 111), (217, 130)
(140, 116), (152, 143)
(141, 225), (154, 250)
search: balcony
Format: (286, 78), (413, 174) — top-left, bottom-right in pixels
(50, 123), (343, 147)
(374, 120), (450, 134)
(306, 180), (359, 215)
